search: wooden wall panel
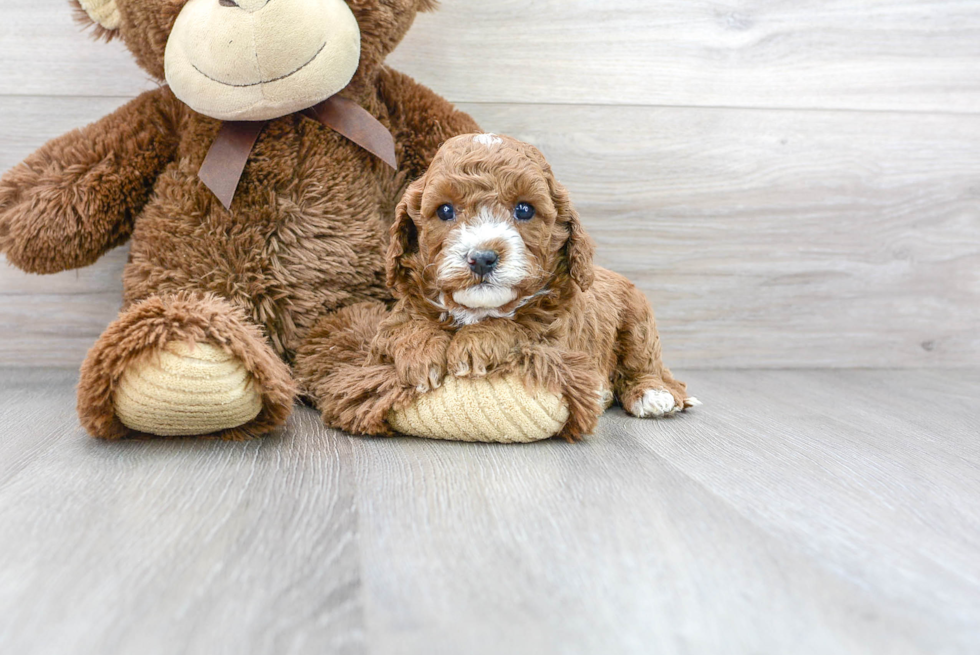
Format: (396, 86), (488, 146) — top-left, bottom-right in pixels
(392, 0), (980, 112)
(0, 1), (153, 98)
(1, 0), (979, 113)
(3, 97), (977, 368)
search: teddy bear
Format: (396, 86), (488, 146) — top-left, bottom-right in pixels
(0, 0), (569, 442)
(296, 135), (697, 442)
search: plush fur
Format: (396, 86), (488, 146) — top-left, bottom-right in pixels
(297, 135), (695, 441)
(78, 292), (296, 440)
(0, 0), (479, 439)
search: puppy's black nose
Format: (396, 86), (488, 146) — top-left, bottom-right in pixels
(468, 250), (499, 277)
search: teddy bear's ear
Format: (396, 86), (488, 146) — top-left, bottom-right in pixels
(73, 0), (122, 34)
(417, 0), (440, 12)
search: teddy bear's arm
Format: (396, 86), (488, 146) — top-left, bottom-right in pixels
(0, 87), (181, 274)
(378, 68), (482, 183)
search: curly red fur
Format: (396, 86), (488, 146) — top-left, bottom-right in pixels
(303, 135), (692, 440)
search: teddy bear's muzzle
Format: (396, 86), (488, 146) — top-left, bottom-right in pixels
(164, 0), (362, 121)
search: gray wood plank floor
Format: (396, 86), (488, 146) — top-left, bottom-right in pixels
(0, 368), (978, 655)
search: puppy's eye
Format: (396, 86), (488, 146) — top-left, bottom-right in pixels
(437, 204), (456, 221)
(514, 202), (536, 222)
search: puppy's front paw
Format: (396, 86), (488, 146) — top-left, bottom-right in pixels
(446, 335), (504, 379)
(393, 334), (450, 393)
(448, 350), (487, 379)
(397, 360), (447, 394)
(629, 388), (680, 418)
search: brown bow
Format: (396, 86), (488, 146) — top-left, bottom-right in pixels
(198, 94), (398, 210)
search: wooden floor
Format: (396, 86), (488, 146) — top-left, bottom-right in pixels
(0, 368), (977, 654)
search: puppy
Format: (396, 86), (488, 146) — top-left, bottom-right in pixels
(368, 133), (697, 439)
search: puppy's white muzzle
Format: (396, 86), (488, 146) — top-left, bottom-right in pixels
(437, 209), (529, 310)
(453, 285), (518, 309)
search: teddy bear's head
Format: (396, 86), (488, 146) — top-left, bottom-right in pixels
(73, 0), (437, 121)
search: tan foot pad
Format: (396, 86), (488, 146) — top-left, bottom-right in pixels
(388, 375), (569, 443)
(114, 341), (263, 437)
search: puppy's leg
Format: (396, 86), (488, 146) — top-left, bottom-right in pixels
(446, 320), (526, 378)
(510, 345), (605, 440)
(370, 312), (451, 393)
(613, 285), (698, 418)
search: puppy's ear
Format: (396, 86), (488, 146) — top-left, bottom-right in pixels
(549, 173), (595, 292)
(387, 178), (425, 297)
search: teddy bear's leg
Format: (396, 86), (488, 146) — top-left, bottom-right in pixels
(78, 293), (296, 440)
(296, 302), (416, 437)
(505, 347), (606, 441)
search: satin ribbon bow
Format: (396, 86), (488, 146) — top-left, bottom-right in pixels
(198, 94), (398, 210)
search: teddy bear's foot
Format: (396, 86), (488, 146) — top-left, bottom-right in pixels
(113, 341), (263, 437)
(388, 375), (569, 444)
(79, 293), (297, 440)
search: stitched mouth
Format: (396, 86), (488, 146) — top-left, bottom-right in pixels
(191, 41), (328, 88)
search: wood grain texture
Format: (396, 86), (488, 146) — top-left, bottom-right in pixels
(1, 367), (978, 654)
(0, 373), (365, 655)
(393, 0), (980, 112)
(2, 0), (980, 113)
(349, 368), (980, 655)
(3, 97), (978, 368)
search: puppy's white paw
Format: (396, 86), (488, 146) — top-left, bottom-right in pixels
(429, 366), (444, 390)
(415, 366), (446, 394)
(630, 388), (678, 418)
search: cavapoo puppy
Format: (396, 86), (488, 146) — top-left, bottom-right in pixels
(299, 134), (697, 439)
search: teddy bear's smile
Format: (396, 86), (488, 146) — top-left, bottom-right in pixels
(164, 0), (362, 121)
(190, 41), (328, 88)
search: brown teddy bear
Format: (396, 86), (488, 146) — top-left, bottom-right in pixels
(0, 0), (573, 440)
